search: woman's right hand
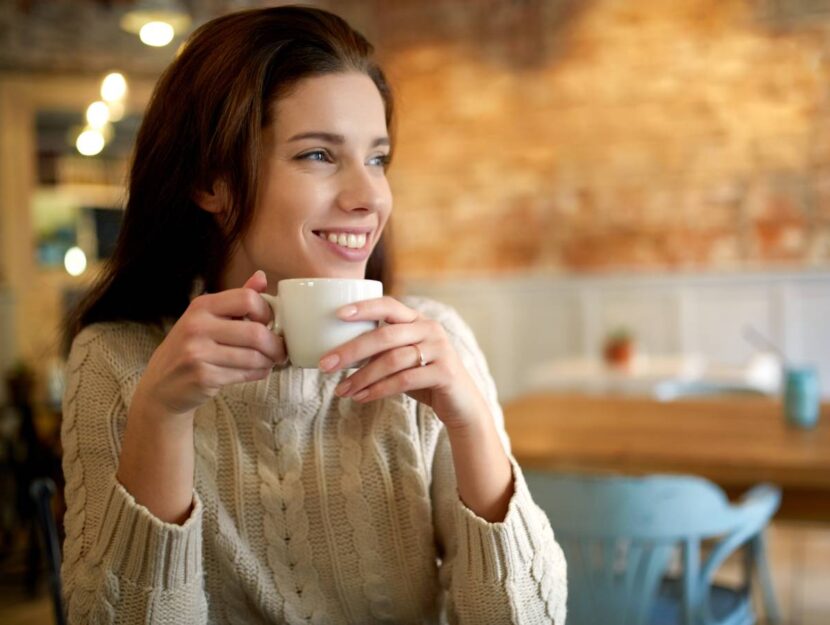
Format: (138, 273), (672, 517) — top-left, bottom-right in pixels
(133, 270), (286, 420)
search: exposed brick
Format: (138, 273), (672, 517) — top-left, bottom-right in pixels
(375, 0), (830, 275)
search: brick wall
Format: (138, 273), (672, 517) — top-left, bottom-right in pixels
(335, 0), (830, 277)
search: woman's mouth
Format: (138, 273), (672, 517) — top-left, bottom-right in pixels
(314, 230), (368, 250)
(312, 229), (373, 261)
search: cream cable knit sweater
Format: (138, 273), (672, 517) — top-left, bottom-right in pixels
(61, 297), (567, 624)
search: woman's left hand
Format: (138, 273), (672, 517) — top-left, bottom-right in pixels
(318, 297), (489, 431)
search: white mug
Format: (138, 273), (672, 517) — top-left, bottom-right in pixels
(260, 278), (382, 368)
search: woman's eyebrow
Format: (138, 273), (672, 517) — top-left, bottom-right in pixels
(287, 131), (390, 148)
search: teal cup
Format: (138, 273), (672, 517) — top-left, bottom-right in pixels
(784, 367), (820, 429)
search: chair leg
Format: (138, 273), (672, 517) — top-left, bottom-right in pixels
(24, 516), (42, 596)
(30, 478), (66, 625)
(752, 533), (781, 625)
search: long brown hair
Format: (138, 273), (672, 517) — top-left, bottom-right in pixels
(64, 6), (395, 348)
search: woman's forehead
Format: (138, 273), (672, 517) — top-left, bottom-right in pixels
(269, 72), (388, 142)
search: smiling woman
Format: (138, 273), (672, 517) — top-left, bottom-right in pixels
(197, 72), (394, 289)
(59, 6), (567, 625)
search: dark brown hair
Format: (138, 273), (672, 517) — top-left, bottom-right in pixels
(63, 5), (394, 348)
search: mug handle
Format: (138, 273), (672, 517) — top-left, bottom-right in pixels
(259, 293), (283, 335)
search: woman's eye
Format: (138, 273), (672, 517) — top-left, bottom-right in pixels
(298, 150), (332, 163)
(368, 154), (391, 167)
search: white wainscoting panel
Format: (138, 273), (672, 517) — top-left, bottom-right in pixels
(685, 284), (774, 366)
(793, 280), (830, 387)
(403, 270), (830, 401)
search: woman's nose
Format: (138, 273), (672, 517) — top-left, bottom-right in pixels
(336, 164), (390, 213)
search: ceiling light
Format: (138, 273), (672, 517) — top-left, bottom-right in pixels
(64, 247), (88, 276)
(86, 101), (110, 129)
(106, 100), (125, 122)
(76, 128), (105, 156)
(101, 72), (128, 102)
(140, 21), (175, 47)
(121, 0), (191, 47)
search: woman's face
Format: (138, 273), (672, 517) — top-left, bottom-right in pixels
(219, 71), (392, 292)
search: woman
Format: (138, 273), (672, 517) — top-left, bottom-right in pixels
(62, 6), (566, 624)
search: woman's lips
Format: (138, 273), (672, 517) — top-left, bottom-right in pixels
(313, 229), (373, 261)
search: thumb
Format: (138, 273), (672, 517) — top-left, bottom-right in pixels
(243, 269), (267, 293)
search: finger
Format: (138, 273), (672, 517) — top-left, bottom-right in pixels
(320, 320), (425, 371)
(242, 269), (267, 292)
(336, 296), (420, 325)
(241, 270), (275, 326)
(203, 344), (276, 370)
(195, 287), (272, 325)
(204, 362), (272, 387)
(209, 318), (286, 363)
(350, 363), (437, 403)
(336, 343), (427, 397)
(238, 368), (273, 383)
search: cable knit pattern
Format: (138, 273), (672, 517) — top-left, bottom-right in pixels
(526, 508), (568, 623)
(254, 374), (331, 624)
(61, 298), (567, 624)
(66, 564), (118, 624)
(336, 398), (396, 621)
(61, 331), (92, 599)
(390, 395), (436, 580)
(194, 398), (260, 625)
(61, 327), (125, 622)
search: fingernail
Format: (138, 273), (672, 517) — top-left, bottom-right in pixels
(319, 353), (340, 371)
(338, 305), (357, 318)
(353, 389), (369, 402)
(335, 380), (352, 396)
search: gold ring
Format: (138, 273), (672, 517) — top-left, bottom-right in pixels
(412, 344), (427, 367)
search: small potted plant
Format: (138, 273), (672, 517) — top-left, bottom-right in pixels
(603, 328), (635, 369)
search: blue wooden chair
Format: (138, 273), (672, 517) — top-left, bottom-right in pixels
(524, 471), (781, 625)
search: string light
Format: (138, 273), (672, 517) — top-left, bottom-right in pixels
(106, 100), (125, 122)
(76, 128), (105, 156)
(101, 72), (127, 102)
(75, 72), (127, 156)
(85, 101), (110, 129)
(64, 247), (88, 276)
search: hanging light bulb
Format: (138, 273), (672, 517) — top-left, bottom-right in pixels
(64, 247), (88, 276)
(121, 0), (191, 47)
(106, 100), (125, 122)
(140, 21), (175, 47)
(101, 72), (128, 102)
(76, 128), (105, 156)
(86, 101), (111, 129)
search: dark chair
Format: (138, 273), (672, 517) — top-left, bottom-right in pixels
(30, 477), (66, 625)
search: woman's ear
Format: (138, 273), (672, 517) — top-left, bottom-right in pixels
(193, 180), (229, 215)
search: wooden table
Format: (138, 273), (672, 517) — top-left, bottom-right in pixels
(504, 393), (830, 523)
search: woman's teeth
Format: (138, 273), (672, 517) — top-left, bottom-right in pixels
(317, 231), (368, 249)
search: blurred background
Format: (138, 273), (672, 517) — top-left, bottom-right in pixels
(0, 0), (828, 624)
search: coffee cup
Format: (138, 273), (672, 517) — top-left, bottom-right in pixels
(260, 278), (382, 368)
(784, 366), (821, 429)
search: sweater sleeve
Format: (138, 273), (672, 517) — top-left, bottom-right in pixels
(61, 324), (207, 624)
(415, 300), (568, 624)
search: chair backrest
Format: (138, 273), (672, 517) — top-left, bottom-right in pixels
(525, 472), (752, 625)
(30, 477), (66, 625)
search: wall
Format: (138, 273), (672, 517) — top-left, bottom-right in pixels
(405, 269), (830, 400)
(335, 0), (830, 277)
